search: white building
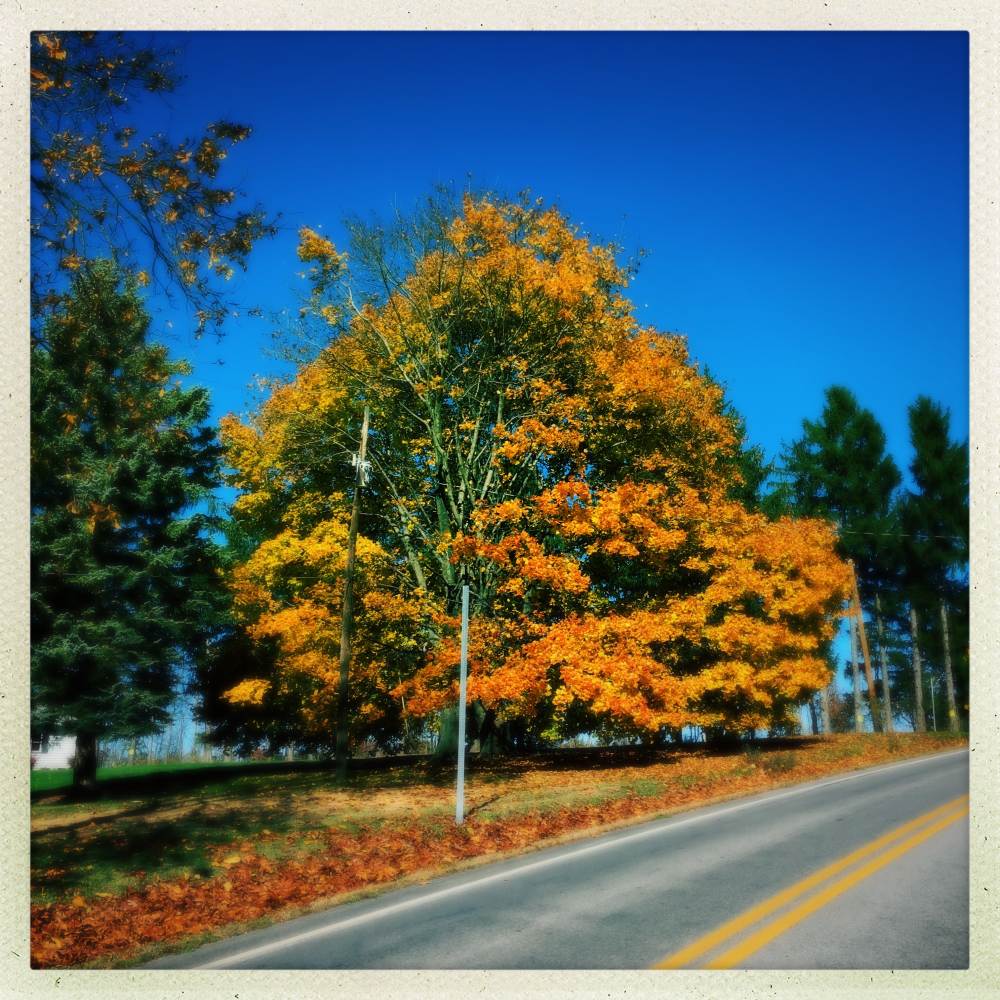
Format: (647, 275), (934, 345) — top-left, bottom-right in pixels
(31, 734), (77, 770)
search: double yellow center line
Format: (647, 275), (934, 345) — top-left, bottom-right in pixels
(653, 794), (969, 970)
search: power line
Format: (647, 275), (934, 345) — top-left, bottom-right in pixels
(837, 528), (966, 542)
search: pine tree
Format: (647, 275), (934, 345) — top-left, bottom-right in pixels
(31, 262), (224, 789)
(778, 386), (901, 592)
(776, 386), (901, 729)
(900, 396), (969, 732)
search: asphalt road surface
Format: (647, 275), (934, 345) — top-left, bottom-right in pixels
(149, 748), (968, 970)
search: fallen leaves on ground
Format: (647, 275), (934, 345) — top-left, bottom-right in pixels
(31, 733), (964, 968)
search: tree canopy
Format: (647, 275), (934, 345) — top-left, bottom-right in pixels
(776, 385), (901, 597)
(218, 192), (850, 748)
(900, 396), (969, 596)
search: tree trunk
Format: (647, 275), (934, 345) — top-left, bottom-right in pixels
(433, 706), (459, 760)
(849, 612), (863, 732)
(909, 605), (927, 733)
(939, 599), (961, 734)
(476, 706), (499, 755)
(72, 732), (99, 792)
(875, 594), (895, 734)
(848, 562), (882, 732)
(820, 683), (832, 734)
(807, 697), (820, 736)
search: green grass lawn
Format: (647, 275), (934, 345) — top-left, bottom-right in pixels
(30, 758), (455, 903)
(30, 758), (294, 794)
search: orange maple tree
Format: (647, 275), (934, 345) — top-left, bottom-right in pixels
(219, 191), (850, 746)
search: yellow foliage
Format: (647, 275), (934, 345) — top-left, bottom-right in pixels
(297, 227), (344, 268)
(400, 490), (849, 733)
(224, 192), (850, 740)
(224, 678), (271, 706)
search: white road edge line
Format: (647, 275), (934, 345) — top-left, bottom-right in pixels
(186, 747), (967, 969)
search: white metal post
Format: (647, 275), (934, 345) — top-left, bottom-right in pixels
(455, 583), (470, 824)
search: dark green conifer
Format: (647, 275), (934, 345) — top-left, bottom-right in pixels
(900, 397), (969, 732)
(31, 262), (223, 789)
(775, 386), (901, 729)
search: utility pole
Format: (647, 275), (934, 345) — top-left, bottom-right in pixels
(874, 593), (895, 734)
(455, 583), (470, 824)
(849, 561), (882, 733)
(939, 599), (961, 733)
(335, 406), (370, 782)
(849, 609), (863, 732)
(909, 605), (927, 733)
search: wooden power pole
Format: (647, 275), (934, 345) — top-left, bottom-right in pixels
(909, 605), (927, 733)
(939, 599), (961, 734)
(848, 561), (882, 732)
(874, 593), (895, 734)
(848, 610), (863, 732)
(335, 406), (370, 781)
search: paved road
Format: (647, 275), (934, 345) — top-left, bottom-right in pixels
(150, 749), (968, 970)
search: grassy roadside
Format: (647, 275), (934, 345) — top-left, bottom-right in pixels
(31, 732), (965, 968)
(30, 758), (291, 795)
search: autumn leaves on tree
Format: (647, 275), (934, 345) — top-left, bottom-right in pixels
(30, 31), (274, 335)
(219, 193), (851, 749)
(25, 25), (854, 756)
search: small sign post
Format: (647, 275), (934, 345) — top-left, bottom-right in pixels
(455, 583), (470, 825)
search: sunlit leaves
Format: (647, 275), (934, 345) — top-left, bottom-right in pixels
(31, 31), (274, 335)
(224, 191), (850, 744)
(222, 496), (440, 744)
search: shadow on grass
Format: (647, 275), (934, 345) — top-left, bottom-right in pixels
(30, 756), (428, 805)
(465, 735), (828, 778)
(31, 794), (312, 902)
(30, 734), (915, 903)
(34, 736), (833, 808)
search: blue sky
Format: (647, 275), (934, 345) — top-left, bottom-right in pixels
(155, 30), (968, 727)
(142, 30), (969, 488)
(26, 29), (969, 754)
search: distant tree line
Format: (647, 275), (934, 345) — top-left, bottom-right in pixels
(767, 386), (968, 736)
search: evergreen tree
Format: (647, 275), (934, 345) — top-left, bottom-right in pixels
(777, 386), (901, 590)
(31, 262), (224, 789)
(900, 396), (969, 731)
(775, 386), (902, 728)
